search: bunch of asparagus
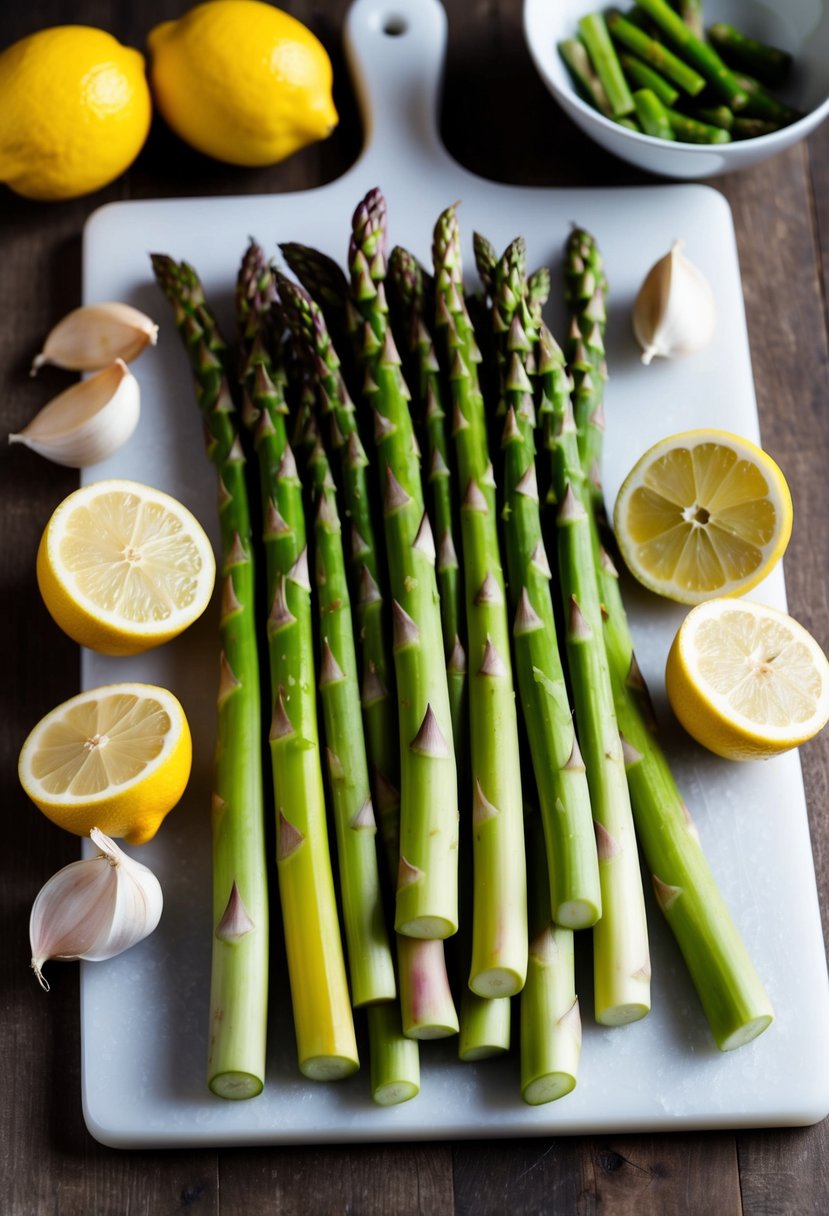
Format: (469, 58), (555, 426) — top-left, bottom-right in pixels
(151, 188), (772, 1110)
(561, 2), (800, 144)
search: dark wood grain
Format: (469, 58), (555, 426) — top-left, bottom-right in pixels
(1, 3), (828, 1214)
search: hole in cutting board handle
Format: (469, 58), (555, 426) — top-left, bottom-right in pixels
(382, 15), (408, 36)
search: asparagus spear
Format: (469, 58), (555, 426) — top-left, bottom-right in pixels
(559, 39), (614, 117)
(490, 237), (600, 930)
(733, 73), (802, 125)
(520, 808), (581, 1105)
(151, 254), (268, 1100)
(607, 10), (706, 95)
(235, 246), (358, 1081)
(694, 105), (734, 130)
(579, 13), (635, 116)
(635, 0), (750, 109)
(665, 107), (732, 143)
(304, 434), (397, 1007)
(708, 22), (792, 88)
(275, 273), (401, 881)
(539, 325), (651, 1025)
(349, 189), (459, 941)
(563, 228), (774, 1050)
(433, 205), (528, 998)
(619, 51), (680, 106)
(731, 116), (781, 140)
(633, 87), (675, 139)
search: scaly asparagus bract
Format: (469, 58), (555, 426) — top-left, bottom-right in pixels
(151, 253), (268, 1100)
(236, 246), (358, 1080)
(433, 205), (527, 998)
(349, 189), (459, 941)
(489, 236), (600, 930)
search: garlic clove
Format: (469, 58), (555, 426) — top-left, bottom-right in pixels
(8, 359), (140, 468)
(632, 241), (716, 366)
(29, 827), (163, 991)
(31, 302), (158, 375)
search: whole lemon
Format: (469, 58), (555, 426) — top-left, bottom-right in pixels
(0, 26), (152, 201)
(147, 0), (338, 167)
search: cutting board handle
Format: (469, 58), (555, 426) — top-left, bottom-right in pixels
(344, 0), (457, 182)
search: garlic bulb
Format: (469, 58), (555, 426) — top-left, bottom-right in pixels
(31, 302), (158, 374)
(8, 359), (139, 468)
(29, 828), (163, 991)
(632, 241), (716, 366)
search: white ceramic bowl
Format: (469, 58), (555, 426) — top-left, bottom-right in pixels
(523, 0), (829, 178)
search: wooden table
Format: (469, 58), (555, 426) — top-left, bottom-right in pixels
(2, 3), (828, 1212)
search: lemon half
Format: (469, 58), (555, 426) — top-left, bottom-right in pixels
(19, 683), (192, 843)
(613, 429), (792, 604)
(37, 479), (216, 656)
(666, 599), (829, 761)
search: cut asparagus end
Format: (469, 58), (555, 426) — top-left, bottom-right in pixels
(555, 896), (602, 930)
(469, 965), (525, 999)
(522, 1072), (577, 1107)
(458, 992), (511, 1061)
(720, 1014), (774, 1053)
(301, 1054), (361, 1082)
(207, 1070), (264, 1101)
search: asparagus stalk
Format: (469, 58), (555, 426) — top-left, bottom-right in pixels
(559, 39), (614, 117)
(679, 0), (703, 39)
(607, 11), (706, 95)
(490, 237), (600, 930)
(733, 74), (802, 125)
(520, 808), (581, 1105)
(235, 246), (358, 1081)
(151, 254), (268, 1100)
(578, 13), (635, 116)
(708, 22), (792, 88)
(731, 116), (781, 140)
(539, 326), (651, 1025)
(694, 104), (734, 130)
(275, 273), (401, 880)
(367, 1003), (420, 1105)
(619, 51), (680, 106)
(349, 189), (459, 941)
(635, 0), (750, 109)
(665, 107), (732, 143)
(563, 227), (774, 1050)
(433, 205), (527, 998)
(633, 87), (675, 139)
(304, 435), (397, 1006)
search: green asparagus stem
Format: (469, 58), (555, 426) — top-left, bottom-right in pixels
(708, 22), (792, 88)
(520, 809), (580, 1105)
(387, 245), (464, 671)
(733, 74), (802, 125)
(349, 190), (459, 941)
(559, 39), (614, 117)
(619, 51), (680, 106)
(595, 547), (775, 1049)
(305, 436), (397, 1006)
(635, 0), (750, 108)
(615, 116), (642, 132)
(367, 1003), (420, 1104)
(235, 246), (359, 1081)
(563, 226), (774, 1051)
(151, 253), (268, 1100)
(275, 274), (401, 886)
(433, 205), (527, 999)
(633, 87), (675, 138)
(539, 326), (651, 1026)
(678, 0), (703, 39)
(694, 104), (734, 130)
(578, 14), (635, 116)
(563, 227), (608, 496)
(731, 116), (782, 139)
(490, 237), (600, 930)
(607, 10), (706, 95)
(397, 935), (460, 1038)
(665, 107), (732, 143)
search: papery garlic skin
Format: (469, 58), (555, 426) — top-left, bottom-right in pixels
(633, 241), (716, 366)
(8, 359), (140, 468)
(31, 302), (158, 374)
(29, 827), (163, 991)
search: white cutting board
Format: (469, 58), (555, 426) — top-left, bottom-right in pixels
(79, 0), (829, 1147)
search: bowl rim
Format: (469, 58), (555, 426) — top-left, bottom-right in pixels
(522, 0), (829, 157)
